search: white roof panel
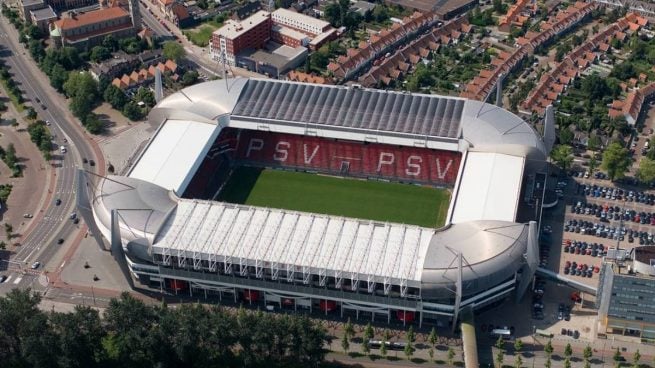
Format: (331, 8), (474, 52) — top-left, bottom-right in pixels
(451, 152), (524, 224)
(129, 120), (218, 193)
(155, 200), (435, 283)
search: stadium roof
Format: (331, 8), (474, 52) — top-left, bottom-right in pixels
(450, 152), (525, 224)
(128, 120), (220, 193)
(153, 199), (435, 288)
(231, 79), (465, 139)
(152, 78), (547, 158)
(92, 175), (177, 243)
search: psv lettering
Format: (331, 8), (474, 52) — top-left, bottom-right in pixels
(245, 138), (264, 158)
(274, 141), (290, 162)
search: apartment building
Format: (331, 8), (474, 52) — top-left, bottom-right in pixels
(271, 8), (330, 36)
(210, 10), (272, 65)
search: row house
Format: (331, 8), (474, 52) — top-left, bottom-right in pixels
(498, 0), (537, 33)
(609, 81), (655, 125)
(111, 60), (178, 90)
(461, 2), (597, 103)
(357, 19), (472, 87)
(328, 12), (441, 82)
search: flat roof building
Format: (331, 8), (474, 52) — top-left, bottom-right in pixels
(210, 10), (272, 65)
(30, 6), (57, 33)
(19, 0), (45, 23)
(271, 8), (331, 36)
(597, 262), (655, 341)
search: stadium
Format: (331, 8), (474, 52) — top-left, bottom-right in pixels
(83, 78), (547, 327)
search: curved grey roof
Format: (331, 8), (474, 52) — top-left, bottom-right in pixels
(421, 220), (528, 299)
(93, 175), (177, 243)
(461, 101), (547, 160)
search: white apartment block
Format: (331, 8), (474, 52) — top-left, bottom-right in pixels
(271, 8), (330, 36)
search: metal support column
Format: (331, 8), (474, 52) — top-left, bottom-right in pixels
(452, 252), (463, 333)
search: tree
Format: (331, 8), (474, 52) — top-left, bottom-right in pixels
(90, 46), (111, 63)
(514, 339), (523, 355)
(564, 343), (573, 358)
(447, 347), (455, 366)
(28, 39), (45, 61)
(48, 64), (69, 92)
(428, 327), (438, 347)
(0, 241), (5, 250)
(428, 346), (435, 362)
(633, 349), (640, 368)
(545, 356), (552, 368)
(84, 113), (104, 134)
(363, 323), (374, 342)
(344, 318), (354, 339)
(63, 72), (100, 126)
(5, 144), (17, 167)
(4, 222), (13, 239)
(406, 325), (415, 343)
(162, 41), (186, 63)
(380, 336), (388, 358)
(26, 107), (36, 120)
(588, 155), (598, 175)
(50, 306), (105, 368)
(495, 336), (505, 351)
(182, 70), (199, 86)
(564, 357), (572, 368)
(614, 348), (623, 367)
(638, 157), (655, 184)
(404, 340), (415, 360)
(102, 35), (119, 51)
(122, 102), (144, 121)
(495, 350), (504, 368)
(544, 339), (554, 358)
(514, 354), (523, 368)
(583, 345), (593, 364)
(602, 142), (631, 181)
(362, 336), (370, 355)
(104, 85), (128, 110)
(559, 128), (574, 145)
(341, 334), (349, 354)
(588, 135), (602, 151)
(551, 144), (574, 171)
(135, 87), (156, 108)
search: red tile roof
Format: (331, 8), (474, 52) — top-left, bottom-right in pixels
(170, 3), (190, 20)
(54, 7), (129, 31)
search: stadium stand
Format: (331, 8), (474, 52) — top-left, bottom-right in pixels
(85, 78), (546, 331)
(234, 131), (462, 186)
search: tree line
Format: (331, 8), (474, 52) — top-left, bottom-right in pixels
(0, 289), (328, 368)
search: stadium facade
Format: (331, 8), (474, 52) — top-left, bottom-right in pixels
(82, 78), (547, 327)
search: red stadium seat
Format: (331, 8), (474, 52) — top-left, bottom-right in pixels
(224, 130), (461, 186)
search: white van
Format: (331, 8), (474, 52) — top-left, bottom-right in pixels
(60, 145), (66, 153)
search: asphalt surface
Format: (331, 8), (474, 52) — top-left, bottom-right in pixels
(0, 16), (98, 288)
(138, 2), (173, 39)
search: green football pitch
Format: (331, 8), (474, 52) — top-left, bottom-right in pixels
(216, 166), (450, 228)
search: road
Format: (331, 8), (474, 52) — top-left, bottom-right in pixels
(0, 16), (101, 289)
